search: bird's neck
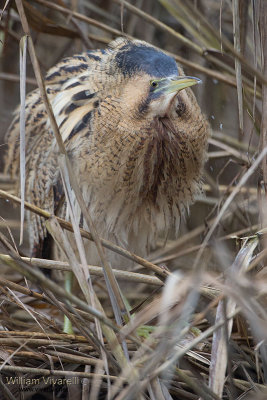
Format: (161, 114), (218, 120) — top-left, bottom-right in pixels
(74, 101), (208, 256)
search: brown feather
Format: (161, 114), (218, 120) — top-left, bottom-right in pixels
(4, 38), (210, 266)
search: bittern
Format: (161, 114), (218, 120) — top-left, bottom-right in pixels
(5, 37), (209, 266)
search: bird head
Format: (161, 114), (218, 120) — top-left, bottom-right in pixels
(141, 75), (201, 118)
(108, 38), (201, 121)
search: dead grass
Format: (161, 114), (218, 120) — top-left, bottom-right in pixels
(0, 0), (266, 399)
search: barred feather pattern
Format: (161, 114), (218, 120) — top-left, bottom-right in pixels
(4, 38), (209, 266)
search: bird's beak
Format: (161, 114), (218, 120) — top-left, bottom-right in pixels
(160, 76), (202, 94)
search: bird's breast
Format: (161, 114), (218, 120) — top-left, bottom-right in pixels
(71, 100), (207, 255)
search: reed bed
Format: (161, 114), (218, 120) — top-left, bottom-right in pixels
(0, 1), (266, 399)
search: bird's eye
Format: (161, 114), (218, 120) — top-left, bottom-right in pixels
(150, 80), (158, 88)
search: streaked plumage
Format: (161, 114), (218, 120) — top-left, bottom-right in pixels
(5, 37), (209, 266)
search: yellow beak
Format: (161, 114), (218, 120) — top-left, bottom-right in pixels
(159, 76), (201, 94)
